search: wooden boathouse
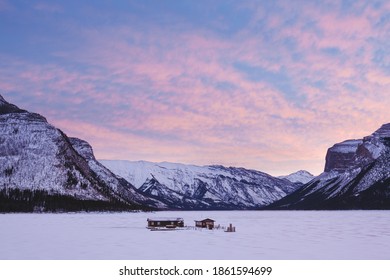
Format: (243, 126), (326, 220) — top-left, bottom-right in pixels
(147, 218), (184, 229)
(195, 218), (215, 229)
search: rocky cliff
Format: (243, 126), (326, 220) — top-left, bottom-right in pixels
(267, 123), (390, 209)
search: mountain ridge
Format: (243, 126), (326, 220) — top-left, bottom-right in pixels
(267, 123), (390, 210)
(0, 94), (164, 212)
(100, 159), (301, 209)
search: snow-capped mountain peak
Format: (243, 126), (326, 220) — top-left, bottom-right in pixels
(279, 170), (314, 184)
(372, 123), (390, 139)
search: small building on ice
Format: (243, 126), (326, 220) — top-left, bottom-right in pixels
(195, 218), (215, 229)
(147, 218), (184, 229)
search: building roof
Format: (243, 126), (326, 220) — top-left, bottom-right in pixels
(195, 218), (215, 222)
(147, 217), (183, 222)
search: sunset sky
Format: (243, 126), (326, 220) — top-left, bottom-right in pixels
(1, 0), (389, 176)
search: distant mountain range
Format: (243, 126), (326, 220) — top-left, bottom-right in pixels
(100, 160), (302, 209)
(1, 94), (389, 211)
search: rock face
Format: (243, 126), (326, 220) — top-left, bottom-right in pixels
(324, 139), (362, 172)
(0, 94), (164, 212)
(100, 160), (300, 209)
(267, 124), (390, 210)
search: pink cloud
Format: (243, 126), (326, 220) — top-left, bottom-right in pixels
(2, 2), (390, 176)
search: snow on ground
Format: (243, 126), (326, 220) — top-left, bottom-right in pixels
(1, 211), (389, 260)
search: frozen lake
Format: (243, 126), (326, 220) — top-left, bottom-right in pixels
(1, 211), (389, 260)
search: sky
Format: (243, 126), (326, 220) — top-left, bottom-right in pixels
(1, 0), (390, 176)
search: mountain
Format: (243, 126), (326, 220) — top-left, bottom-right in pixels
(278, 170), (314, 184)
(267, 124), (390, 210)
(100, 160), (300, 209)
(8, 92), (387, 212)
(0, 94), (164, 212)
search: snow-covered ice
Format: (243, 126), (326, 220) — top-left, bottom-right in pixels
(1, 211), (389, 260)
